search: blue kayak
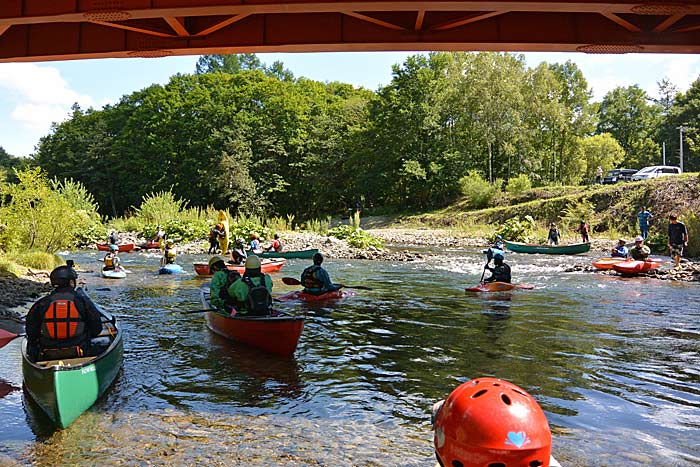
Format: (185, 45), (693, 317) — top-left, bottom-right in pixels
(158, 264), (183, 275)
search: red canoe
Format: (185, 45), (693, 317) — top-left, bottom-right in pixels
(96, 243), (135, 252)
(193, 258), (286, 276)
(142, 241), (161, 249)
(612, 260), (662, 275)
(276, 289), (357, 302)
(200, 286), (304, 356)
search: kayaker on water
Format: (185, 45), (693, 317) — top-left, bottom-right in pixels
(25, 262), (104, 361)
(431, 377), (559, 467)
(611, 239), (629, 258)
(227, 255), (273, 316)
(264, 233), (284, 253)
(668, 213), (689, 270)
(161, 239), (177, 267)
(102, 244), (121, 271)
(547, 223), (560, 246)
(229, 238), (247, 264)
(483, 253), (511, 284)
(301, 253), (342, 295)
(108, 230), (119, 245)
(630, 236), (651, 261)
(208, 223), (225, 254)
(208, 256), (240, 314)
(482, 235), (505, 261)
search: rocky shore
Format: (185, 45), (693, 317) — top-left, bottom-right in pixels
(0, 271), (52, 325)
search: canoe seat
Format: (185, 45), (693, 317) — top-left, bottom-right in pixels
(36, 356), (96, 368)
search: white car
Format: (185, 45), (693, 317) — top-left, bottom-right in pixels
(631, 165), (682, 181)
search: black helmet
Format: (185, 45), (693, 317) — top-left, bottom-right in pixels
(312, 253), (324, 265)
(49, 264), (78, 287)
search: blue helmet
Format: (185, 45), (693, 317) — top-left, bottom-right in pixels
(493, 253), (504, 261)
(495, 235), (503, 240)
(109, 244), (119, 251)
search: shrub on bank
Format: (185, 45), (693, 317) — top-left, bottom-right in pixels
(328, 225), (384, 249)
(3, 250), (64, 271)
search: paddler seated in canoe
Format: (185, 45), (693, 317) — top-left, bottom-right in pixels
(227, 255), (273, 316)
(208, 223), (225, 254)
(249, 233), (263, 254)
(547, 223), (561, 246)
(102, 244), (121, 271)
(630, 236), (651, 261)
(483, 253), (511, 284)
(431, 377), (560, 467)
(611, 239), (629, 258)
(108, 230), (119, 245)
(229, 238), (248, 265)
(264, 233), (284, 253)
(25, 262), (104, 361)
(301, 253), (342, 295)
(207, 256), (241, 314)
(153, 225), (166, 247)
(161, 239), (177, 267)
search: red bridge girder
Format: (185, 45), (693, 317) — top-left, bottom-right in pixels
(2, 1), (700, 62)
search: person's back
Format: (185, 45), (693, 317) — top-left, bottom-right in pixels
(108, 231), (118, 245)
(208, 256), (240, 313)
(25, 264), (103, 360)
(267, 234), (284, 252)
(228, 256), (273, 315)
(484, 254), (511, 283)
(301, 253), (341, 295)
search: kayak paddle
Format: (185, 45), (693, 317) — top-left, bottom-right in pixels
(281, 277), (372, 290)
(182, 308), (219, 314)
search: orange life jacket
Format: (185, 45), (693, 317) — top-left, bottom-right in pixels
(40, 291), (86, 346)
(103, 253), (115, 269)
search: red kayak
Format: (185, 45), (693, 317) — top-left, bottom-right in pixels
(193, 259), (286, 276)
(592, 257), (627, 270)
(96, 243), (135, 252)
(465, 282), (534, 293)
(612, 260), (662, 275)
(276, 289), (357, 302)
(200, 286), (304, 356)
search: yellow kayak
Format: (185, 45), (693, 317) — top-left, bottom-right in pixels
(218, 210), (229, 253)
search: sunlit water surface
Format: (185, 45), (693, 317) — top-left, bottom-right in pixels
(1, 247), (699, 466)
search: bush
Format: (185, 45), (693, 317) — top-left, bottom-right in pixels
(561, 199), (597, 232)
(133, 191), (187, 225)
(495, 216), (536, 242)
(682, 211), (699, 258)
(5, 250), (64, 270)
(505, 174), (532, 195)
(143, 219), (209, 243)
(229, 217), (271, 243)
(328, 225), (384, 249)
(459, 171), (501, 209)
(306, 216), (332, 235)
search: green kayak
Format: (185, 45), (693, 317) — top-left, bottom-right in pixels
(246, 248), (318, 259)
(504, 240), (591, 255)
(21, 310), (123, 428)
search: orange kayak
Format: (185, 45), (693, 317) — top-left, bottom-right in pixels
(193, 259), (286, 276)
(592, 257), (627, 270)
(612, 260), (662, 275)
(465, 282), (517, 293)
(277, 289), (356, 302)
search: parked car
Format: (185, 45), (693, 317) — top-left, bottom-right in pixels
(603, 168), (637, 184)
(631, 165), (682, 181)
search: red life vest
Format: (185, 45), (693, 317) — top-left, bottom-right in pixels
(40, 291), (86, 346)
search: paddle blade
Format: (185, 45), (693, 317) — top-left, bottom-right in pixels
(342, 285), (372, 290)
(515, 284), (535, 290)
(182, 308), (219, 314)
(282, 277), (301, 286)
(0, 329), (19, 349)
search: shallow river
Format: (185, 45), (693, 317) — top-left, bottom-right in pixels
(1, 247), (699, 466)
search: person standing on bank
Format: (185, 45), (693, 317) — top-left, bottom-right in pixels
(637, 207), (654, 240)
(668, 213), (689, 270)
(596, 166), (603, 184)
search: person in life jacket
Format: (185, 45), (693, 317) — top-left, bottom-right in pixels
(227, 255), (273, 316)
(153, 225), (166, 247)
(207, 256), (241, 314)
(431, 377), (560, 467)
(484, 253), (511, 283)
(264, 233), (284, 253)
(208, 223), (225, 255)
(161, 239), (177, 266)
(229, 238), (248, 265)
(102, 244), (121, 271)
(301, 253), (342, 295)
(108, 230), (119, 245)
(25, 263), (104, 361)
(482, 235), (506, 263)
(249, 233), (262, 253)
(547, 223), (561, 246)
(611, 239), (629, 258)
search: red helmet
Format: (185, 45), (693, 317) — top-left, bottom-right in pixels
(433, 377), (551, 467)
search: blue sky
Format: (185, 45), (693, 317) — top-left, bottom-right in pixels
(2, 51), (700, 157)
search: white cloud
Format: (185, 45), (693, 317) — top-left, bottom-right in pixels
(0, 63), (95, 130)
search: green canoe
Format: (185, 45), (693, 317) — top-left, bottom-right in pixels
(21, 309), (123, 428)
(246, 248), (318, 259)
(504, 240), (591, 255)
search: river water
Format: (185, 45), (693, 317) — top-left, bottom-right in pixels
(1, 247), (699, 466)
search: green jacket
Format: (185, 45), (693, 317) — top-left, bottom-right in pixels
(209, 270), (229, 311)
(228, 274), (273, 313)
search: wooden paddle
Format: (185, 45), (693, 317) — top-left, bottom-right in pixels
(281, 277), (372, 290)
(0, 328), (24, 349)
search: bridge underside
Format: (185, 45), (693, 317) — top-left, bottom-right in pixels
(2, 1), (700, 62)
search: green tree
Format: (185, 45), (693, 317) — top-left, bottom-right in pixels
(577, 133), (625, 183)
